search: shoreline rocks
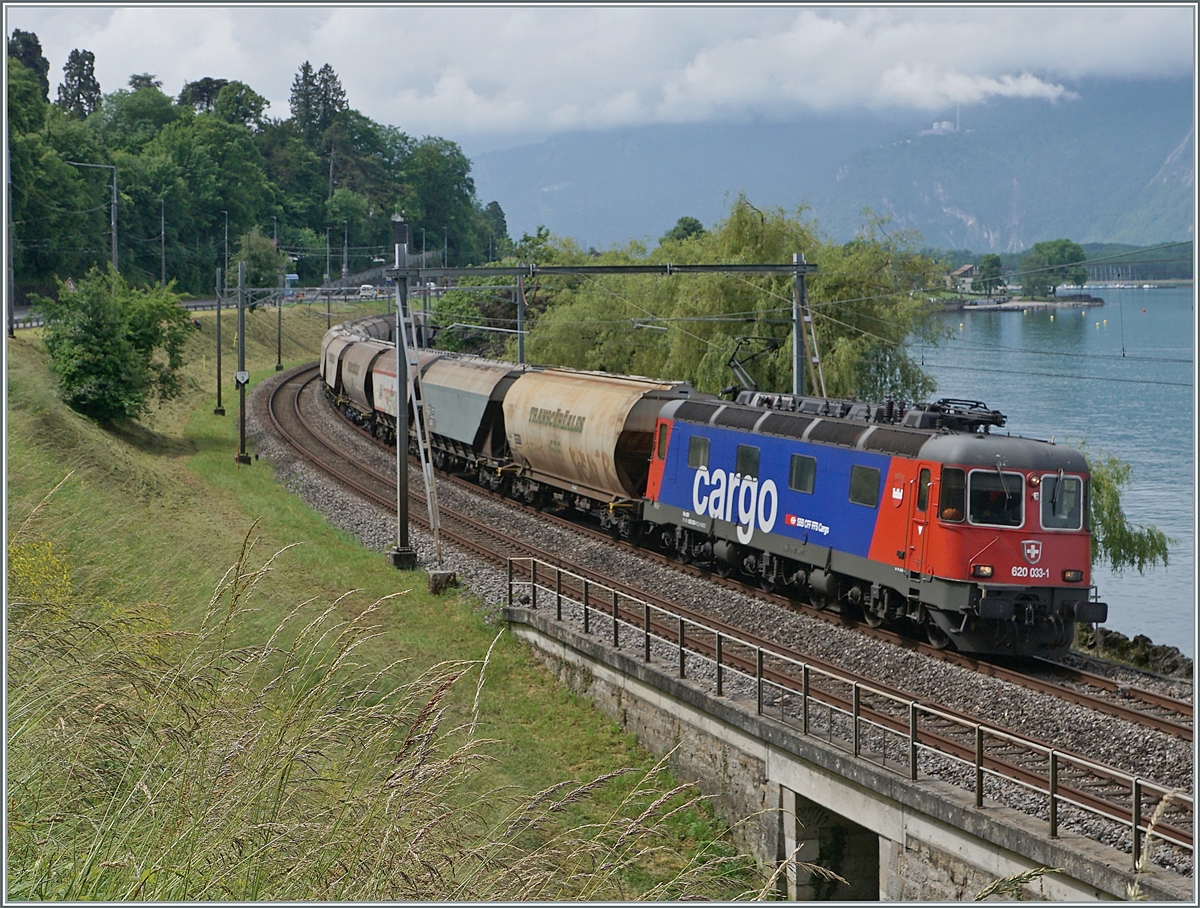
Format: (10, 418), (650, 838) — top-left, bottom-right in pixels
(1075, 624), (1193, 678)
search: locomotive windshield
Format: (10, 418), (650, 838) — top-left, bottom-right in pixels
(1041, 473), (1083, 530)
(968, 471), (1024, 527)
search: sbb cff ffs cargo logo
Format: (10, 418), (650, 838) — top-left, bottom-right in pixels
(1022, 540), (1043, 565)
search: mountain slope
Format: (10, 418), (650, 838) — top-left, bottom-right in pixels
(471, 79), (1193, 251)
(814, 79), (1194, 250)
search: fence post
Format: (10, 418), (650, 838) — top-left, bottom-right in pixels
(677, 617), (686, 678)
(802, 665), (810, 736)
(506, 558), (513, 610)
(715, 633), (723, 697)
(530, 560), (537, 609)
(612, 590), (619, 648)
(756, 648), (764, 715)
(555, 568), (562, 621)
(909, 702), (918, 781)
(643, 602), (651, 662)
(583, 580), (590, 634)
(1049, 751), (1058, 837)
(975, 726), (984, 808)
(1132, 778), (1142, 870)
(852, 684), (861, 757)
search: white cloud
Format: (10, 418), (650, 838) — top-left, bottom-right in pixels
(6, 5), (1192, 141)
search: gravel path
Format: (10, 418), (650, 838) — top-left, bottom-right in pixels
(249, 370), (1193, 875)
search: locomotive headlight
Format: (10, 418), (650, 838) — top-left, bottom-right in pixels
(1062, 570), (1084, 582)
(971, 564), (994, 579)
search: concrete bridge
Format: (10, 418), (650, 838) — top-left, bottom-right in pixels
(502, 561), (1193, 901)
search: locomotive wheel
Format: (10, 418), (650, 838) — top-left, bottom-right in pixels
(716, 563), (734, 579)
(809, 591), (828, 611)
(759, 578), (776, 593)
(862, 608), (884, 629)
(674, 547), (693, 565)
(925, 616), (953, 650)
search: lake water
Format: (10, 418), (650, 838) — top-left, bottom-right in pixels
(916, 287), (1195, 657)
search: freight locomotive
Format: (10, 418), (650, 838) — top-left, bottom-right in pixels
(321, 317), (1107, 658)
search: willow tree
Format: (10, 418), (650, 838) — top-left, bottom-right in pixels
(521, 195), (943, 402)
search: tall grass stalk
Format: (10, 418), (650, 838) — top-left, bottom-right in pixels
(7, 519), (756, 900)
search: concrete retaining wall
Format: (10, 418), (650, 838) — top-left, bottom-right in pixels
(506, 606), (1191, 901)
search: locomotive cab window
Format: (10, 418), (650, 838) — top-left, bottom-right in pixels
(655, 424), (669, 460)
(968, 470), (1024, 527)
(1041, 473), (1083, 530)
(789, 454), (816, 494)
(687, 435), (710, 470)
(939, 468), (965, 521)
(849, 464), (881, 507)
(736, 444), (760, 479)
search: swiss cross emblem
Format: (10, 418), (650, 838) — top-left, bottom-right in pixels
(1022, 540), (1043, 565)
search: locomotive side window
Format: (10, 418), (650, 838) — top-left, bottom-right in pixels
(939, 468), (965, 521)
(849, 464), (881, 507)
(789, 454), (816, 493)
(917, 468), (931, 512)
(655, 424), (669, 460)
(968, 471), (1024, 527)
(687, 435), (710, 469)
(736, 444), (760, 479)
(1041, 473), (1083, 530)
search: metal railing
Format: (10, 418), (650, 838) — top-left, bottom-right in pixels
(506, 556), (1193, 869)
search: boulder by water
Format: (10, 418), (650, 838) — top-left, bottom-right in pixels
(1075, 624), (1193, 678)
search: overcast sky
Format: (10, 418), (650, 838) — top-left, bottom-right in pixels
(6, 4), (1195, 152)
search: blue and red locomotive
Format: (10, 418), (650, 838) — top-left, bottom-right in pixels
(322, 318), (1106, 657)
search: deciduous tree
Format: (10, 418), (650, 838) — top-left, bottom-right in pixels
(521, 197), (942, 402)
(976, 253), (1003, 298)
(1021, 238), (1087, 298)
(1082, 444), (1172, 574)
(661, 216), (706, 244)
(214, 80), (269, 131)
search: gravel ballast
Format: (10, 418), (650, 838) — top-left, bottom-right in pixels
(249, 370), (1194, 876)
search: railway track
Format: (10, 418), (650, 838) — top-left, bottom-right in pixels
(269, 364), (1192, 742)
(266, 365), (1193, 868)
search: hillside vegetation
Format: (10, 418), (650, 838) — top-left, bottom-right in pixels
(5, 305), (754, 900)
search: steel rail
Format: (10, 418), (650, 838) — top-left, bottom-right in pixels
(509, 557), (1194, 857)
(282, 361), (1192, 741)
(266, 367), (1194, 867)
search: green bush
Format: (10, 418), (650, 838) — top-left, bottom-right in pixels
(32, 266), (192, 422)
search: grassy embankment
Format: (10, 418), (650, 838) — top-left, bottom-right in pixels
(6, 299), (755, 900)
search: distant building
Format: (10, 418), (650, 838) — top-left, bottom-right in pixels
(946, 264), (978, 292)
(920, 120), (957, 135)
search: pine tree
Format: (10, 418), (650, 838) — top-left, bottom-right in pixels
(178, 76), (228, 112)
(314, 63), (347, 140)
(128, 72), (162, 90)
(289, 61), (318, 147)
(7, 29), (50, 101)
(55, 48), (102, 119)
